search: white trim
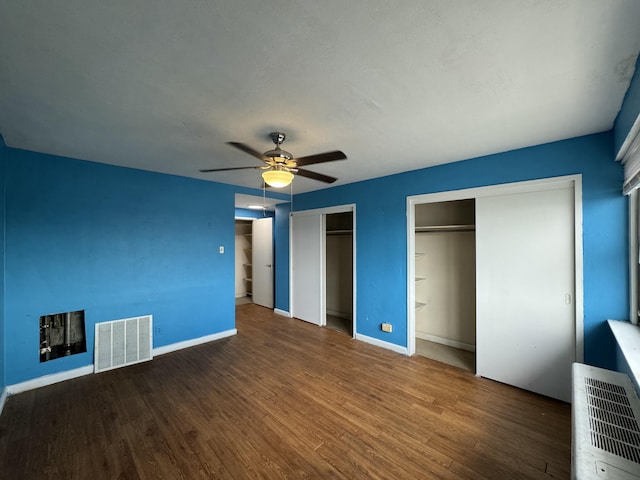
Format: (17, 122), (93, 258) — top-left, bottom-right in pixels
(616, 114), (640, 162)
(6, 365), (94, 396)
(574, 178), (585, 362)
(415, 332), (476, 353)
(0, 387), (8, 417)
(291, 204), (356, 217)
(355, 333), (408, 355)
(321, 214), (327, 326)
(0, 329), (238, 418)
(608, 319), (640, 393)
(153, 329), (237, 357)
(630, 191), (639, 325)
(274, 308), (291, 317)
(407, 174), (584, 360)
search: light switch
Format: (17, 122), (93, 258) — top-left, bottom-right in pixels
(219, 246), (224, 254)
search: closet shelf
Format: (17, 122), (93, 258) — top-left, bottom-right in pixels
(415, 252), (426, 257)
(327, 229), (353, 235)
(415, 301), (427, 311)
(415, 277), (426, 283)
(415, 224), (475, 233)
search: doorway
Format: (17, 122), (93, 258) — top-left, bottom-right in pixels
(234, 217), (274, 309)
(325, 212), (354, 336)
(414, 199), (476, 372)
(290, 205), (356, 336)
(407, 176), (582, 402)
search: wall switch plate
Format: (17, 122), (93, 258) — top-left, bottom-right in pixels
(219, 246), (224, 254)
(381, 323), (392, 333)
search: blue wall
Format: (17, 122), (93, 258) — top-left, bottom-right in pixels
(289, 132), (627, 369)
(0, 136), (5, 390)
(2, 140), (240, 385)
(614, 55), (640, 155)
(274, 203), (291, 312)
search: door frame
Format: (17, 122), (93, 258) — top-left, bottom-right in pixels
(290, 204), (357, 336)
(406, 175), (584, 360)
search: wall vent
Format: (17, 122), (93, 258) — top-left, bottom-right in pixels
(572, 363), (640, 479)
(94, 315), (153, 373)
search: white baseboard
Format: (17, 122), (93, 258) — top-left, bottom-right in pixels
(0, 387), (8, 417)
(415, 332), (476, 352)
(274, 309), (291, 317)
(355, 333), (408, 355)
(152, 329), (237, 357)
(0, 330), (238, 419)
(6, 365), (94, 397)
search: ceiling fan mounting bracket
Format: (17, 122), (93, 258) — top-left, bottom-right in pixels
(269, 132), (286, 145)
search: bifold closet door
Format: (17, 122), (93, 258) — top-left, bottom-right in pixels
(291, 214), (323, 326)
(476, 185), (575, 402)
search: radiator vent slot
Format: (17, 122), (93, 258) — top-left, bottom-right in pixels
(94, 315), (153, 373)
(573, 363), (640, 479)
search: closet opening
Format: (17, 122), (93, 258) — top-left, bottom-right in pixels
(414, 199), (476, 372)
(235, 219), (253, 305)
(235, 217), (274, 309)
(325, 211), (354, 336)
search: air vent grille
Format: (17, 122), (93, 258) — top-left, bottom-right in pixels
(94, 315), (153, 373)
(584, 377), (640, 464)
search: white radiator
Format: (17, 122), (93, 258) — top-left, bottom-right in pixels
(572, 363), (640, 479)
(94, 315), (153, 373)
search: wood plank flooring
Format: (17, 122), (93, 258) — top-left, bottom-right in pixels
(0, 304), (571, 479)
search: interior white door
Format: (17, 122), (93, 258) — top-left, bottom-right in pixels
(252, 217), (273, 309)
(476, 186), (575, 402)
(291, 213), (323, 325)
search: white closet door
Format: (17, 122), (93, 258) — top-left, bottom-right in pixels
(476, 186), (575, 402)
(291, 214), (323, 326)
(252, 218), (273, 309)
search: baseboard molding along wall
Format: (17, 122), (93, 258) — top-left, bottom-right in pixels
(415, 332), (476, 353)
(355, 333), (408, 356)
(152, 329), (237, 357)
(0, 329), (238, 418)
(7, 365), (95, 398)
(0, 387), (9, 417)
(274, 309), (291, 317)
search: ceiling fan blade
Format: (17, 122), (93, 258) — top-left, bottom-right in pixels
(199, 166), (263, 173)
(295, 168), (338, 184)
(227, 142), (266, 161)
(294, 150), (346, 167)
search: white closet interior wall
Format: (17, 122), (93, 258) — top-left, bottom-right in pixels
(326, 212), (353, 319)
(415, 200), (476, 351)
(235, 220), (252, 298)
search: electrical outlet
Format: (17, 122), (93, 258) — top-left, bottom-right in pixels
(381, 323), (392, 333)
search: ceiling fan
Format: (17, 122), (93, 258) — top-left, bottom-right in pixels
(200, 132), (347, 188)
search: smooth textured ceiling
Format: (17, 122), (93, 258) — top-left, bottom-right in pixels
(1, 1), (640, 194)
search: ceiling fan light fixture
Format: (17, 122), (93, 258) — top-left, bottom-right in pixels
(262, 168), (294, 188)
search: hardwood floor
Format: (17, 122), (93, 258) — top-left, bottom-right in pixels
(0, 304), (571, 479)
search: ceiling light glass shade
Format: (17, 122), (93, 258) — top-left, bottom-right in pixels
(262, 169), (294, 188)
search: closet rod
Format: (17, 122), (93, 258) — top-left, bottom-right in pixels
(326, 229), (353, 236)
(415, 224), (475, 233)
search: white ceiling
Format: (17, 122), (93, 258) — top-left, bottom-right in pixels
(1, 1), (640, 194)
